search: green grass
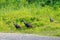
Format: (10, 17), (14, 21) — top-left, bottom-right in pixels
(0, 0), (60, 36)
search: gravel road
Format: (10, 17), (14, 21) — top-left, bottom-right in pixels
(0, 33), (60, 40)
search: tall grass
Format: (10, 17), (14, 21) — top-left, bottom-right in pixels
(0, 0), (60, 36)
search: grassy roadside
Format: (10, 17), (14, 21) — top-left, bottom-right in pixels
(0, 0), (60, 36)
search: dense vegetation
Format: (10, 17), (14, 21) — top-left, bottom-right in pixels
(0, 0), (60, 36)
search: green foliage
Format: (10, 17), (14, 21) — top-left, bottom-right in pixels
(0, 0), (60, 36)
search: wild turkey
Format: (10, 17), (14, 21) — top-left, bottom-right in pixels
(13, 22), (21, 29)
(50, 17), (54, 22)
(49, 16), (54, 22)
(22, 20), (32, 28)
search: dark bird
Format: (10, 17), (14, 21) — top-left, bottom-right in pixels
(49, 17), (54, 22)
(13, 22), (21, 29)
(22, 20), (32, 28)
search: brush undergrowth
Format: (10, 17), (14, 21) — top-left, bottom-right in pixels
(0, 0), (60, 36)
